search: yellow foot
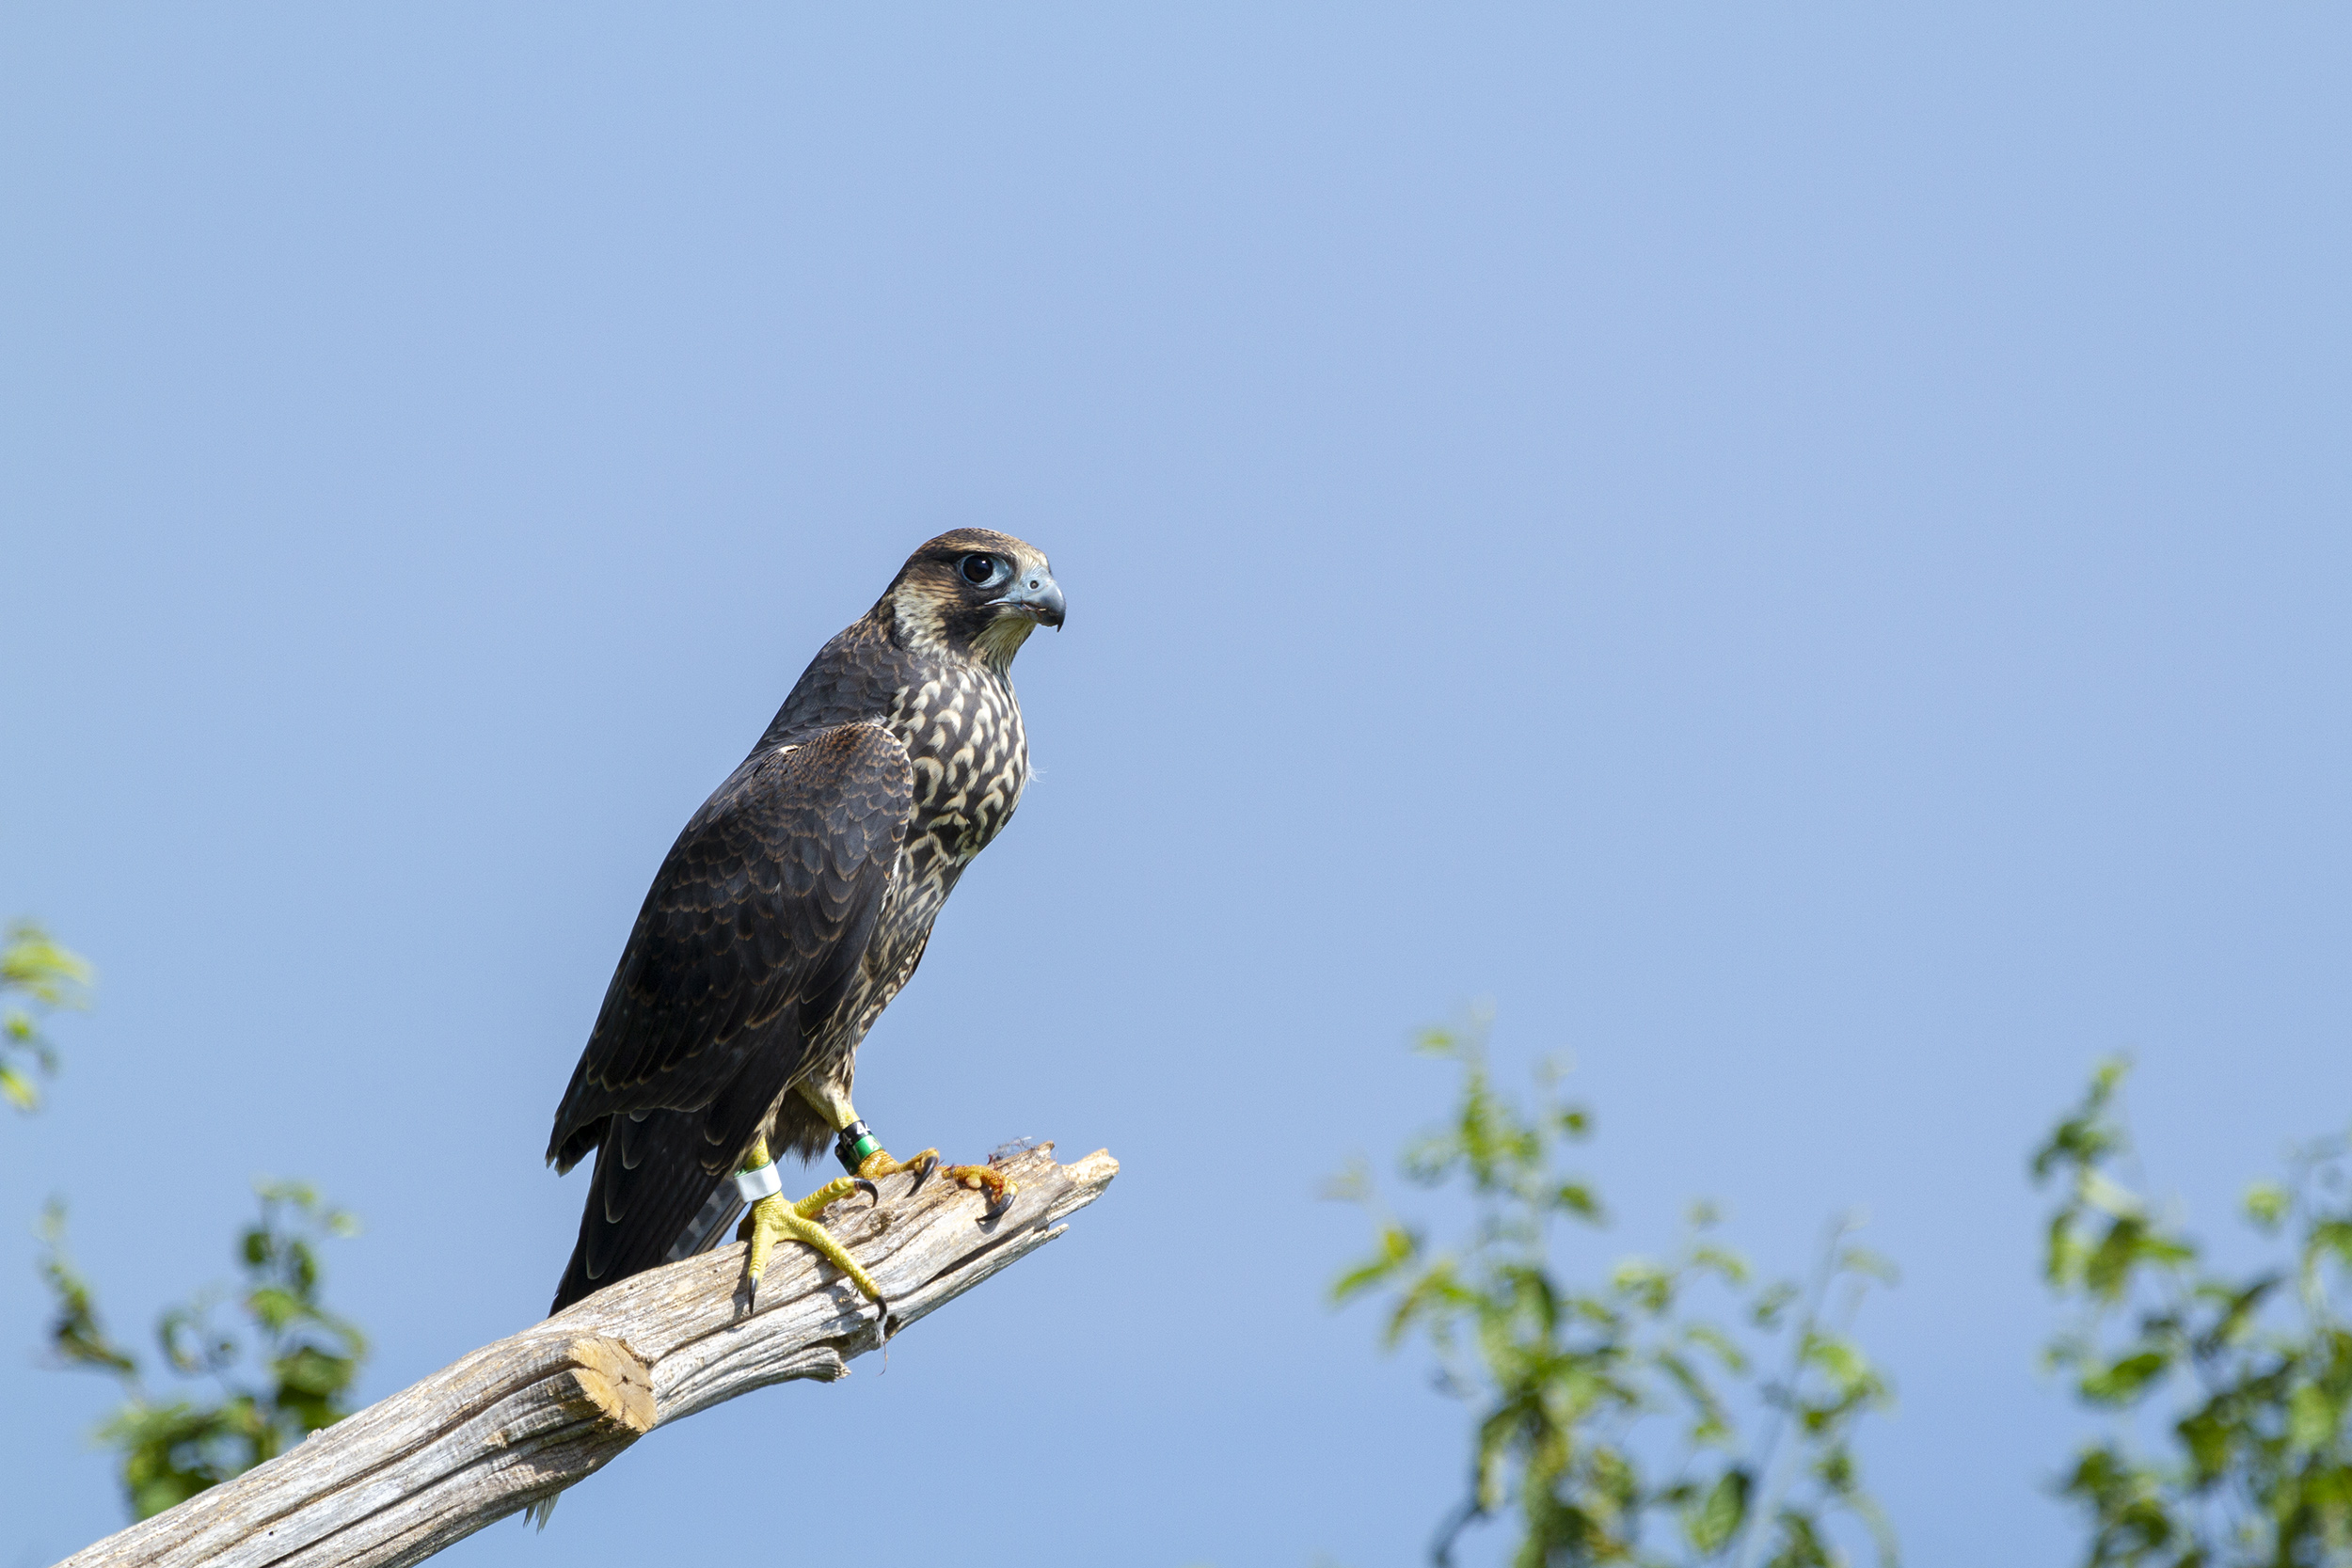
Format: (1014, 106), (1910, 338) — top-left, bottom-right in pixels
(855, 1146), (1019, 1218)
(735, 1177), (885, 1306)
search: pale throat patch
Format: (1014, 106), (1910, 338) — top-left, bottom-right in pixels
(972, 612), (1037, 669)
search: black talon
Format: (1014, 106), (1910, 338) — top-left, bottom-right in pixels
(852, 1177), (882, 1208)
(906, 1155), (938, 1196)
(983, 1183), (1018, 1222)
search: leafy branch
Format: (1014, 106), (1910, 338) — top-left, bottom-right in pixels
(2034, 1058), (2352, 1568)
(1331, 1017), (1897, 1568)
(3, 917), (93, 1113)
(40, 1180), (370, 1521)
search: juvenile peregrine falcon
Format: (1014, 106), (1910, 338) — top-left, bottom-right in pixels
(545, 531), (1064, 1314)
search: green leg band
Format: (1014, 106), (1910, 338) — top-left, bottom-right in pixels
(834, 1121), (883, 1173)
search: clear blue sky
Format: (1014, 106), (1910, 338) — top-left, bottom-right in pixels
(4, 8), (2348, 1565)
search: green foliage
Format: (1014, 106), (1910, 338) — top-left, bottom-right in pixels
(3, 918), (93, 1113)
(1332, 1018), (1898, 1568)
(2035, 1059), (2352, 1568)
(39, 1181), (369, 1521)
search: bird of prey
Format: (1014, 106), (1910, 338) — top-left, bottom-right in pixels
(545, 530), (1065, 1315)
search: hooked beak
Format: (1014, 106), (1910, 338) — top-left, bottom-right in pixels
(990, 569), (1066, 630)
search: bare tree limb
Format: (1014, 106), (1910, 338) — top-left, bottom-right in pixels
(55, 1144), (1118, 1568)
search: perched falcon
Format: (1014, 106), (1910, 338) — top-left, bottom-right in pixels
(545, 531), (1064, 1314)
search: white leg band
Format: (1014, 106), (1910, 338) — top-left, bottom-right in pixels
(734, 1162), (785, 1204)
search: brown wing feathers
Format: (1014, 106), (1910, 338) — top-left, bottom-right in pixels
(546, 722), (914, 1310)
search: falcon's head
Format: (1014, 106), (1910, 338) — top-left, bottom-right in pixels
(885, 529), (1065, 669)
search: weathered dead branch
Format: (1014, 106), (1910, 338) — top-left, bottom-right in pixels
(54, 1144), (1118, 1568)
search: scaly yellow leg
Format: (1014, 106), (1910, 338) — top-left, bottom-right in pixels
(733, 1141), (884, 1305)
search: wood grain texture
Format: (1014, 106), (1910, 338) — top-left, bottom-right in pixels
(54, 1145), (1118, 1568)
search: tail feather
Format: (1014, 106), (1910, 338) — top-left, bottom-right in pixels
(666, 1180), (746, 1264)
(549, 1110), (729, 1314)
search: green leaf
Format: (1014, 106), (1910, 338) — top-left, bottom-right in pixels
(1839, 1243), (1900, 1287)
(37, 1203), (140, 1378)
(1411, 1025), (1461, 1057)
(1, 921), (94, 1117)
(1551, 1181), (1602, 1222)
(1684, 1466), (1749, 1554)
(1762, 1509), (1835, 1568)
(1331, 1223), (1419, 1304)
(1611, 1258), (1673, 1314)
(2, 921), (95, 1001)
(2289, 1383), (2336, 1453)
(1689, 1241), (1750, 1287)
(2311, 1219), (2352, 1272)
(1684, 1322), (1751, 1377)
(1751, 1280), (1800, 1329)
(2077, 1349), (2171, 1406)
(2030, 1057), (2130, 1183)
(246, 1287), (304, 1333)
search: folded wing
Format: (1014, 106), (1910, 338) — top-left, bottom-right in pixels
(546, 721), (914, 1310)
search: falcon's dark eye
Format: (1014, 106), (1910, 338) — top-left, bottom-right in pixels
(960, 554), (1005, 587)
